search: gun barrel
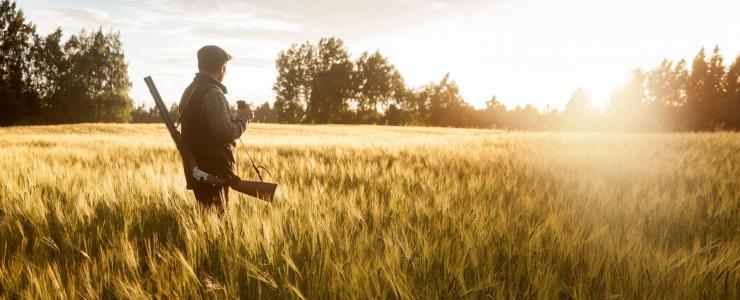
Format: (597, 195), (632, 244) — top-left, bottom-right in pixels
(145, 76), (197, 187)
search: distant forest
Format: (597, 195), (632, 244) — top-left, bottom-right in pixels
(0, 0), (131, 125)
(2, 0), (740, 131)
(251, 39), (740, 131)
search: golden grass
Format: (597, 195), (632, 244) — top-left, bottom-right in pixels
(0, 123), (738, 299)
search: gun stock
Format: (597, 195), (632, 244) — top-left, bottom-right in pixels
(197, 172), (276, 202)
(229, 180), (277, 202)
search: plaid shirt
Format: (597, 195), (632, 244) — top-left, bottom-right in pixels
(200, 87), (248, 143)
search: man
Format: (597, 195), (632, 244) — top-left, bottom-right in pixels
(179, 45), (253, 211)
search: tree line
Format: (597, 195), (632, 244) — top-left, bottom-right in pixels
(606, 46), (740, 131)
(265, 37), (474, 126)
(0, 0), (132, 125)
(260, 37), (740, 131)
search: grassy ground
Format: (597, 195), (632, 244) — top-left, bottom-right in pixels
(0, 123), (738, 299)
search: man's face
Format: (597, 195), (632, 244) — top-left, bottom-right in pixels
(216, 63), (227, 82)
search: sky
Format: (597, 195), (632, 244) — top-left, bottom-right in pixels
(17, 0), (740, 110)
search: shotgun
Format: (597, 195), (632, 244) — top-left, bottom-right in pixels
(144, 76), (277, 202)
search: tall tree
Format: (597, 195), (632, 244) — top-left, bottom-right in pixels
(29, 28), (66, 121)
(273, 42), (314, 123)
(564, 88), (592, 114)
(643, 60), (687, 129)
(685, 48), (712, 129)
(307, 37), (353, 123)
(726, 55), (740, 100)
(563, 88), (599, 130)
(480, 95), (507, 128)
(718, 55), (740, 128)
(353, 50), (404, 123)
(403, 85), (431, 125)
(55, 29), (132, 123)
(506, 105), (540, 130)
(420, 74), (473, 127)
(381, 104), (409, 125)
(0, 0), (38, 125)
(253, 102), (277, 123)
(705, 46), (727, 128)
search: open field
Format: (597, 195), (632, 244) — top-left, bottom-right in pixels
(0, 124), (738, 299)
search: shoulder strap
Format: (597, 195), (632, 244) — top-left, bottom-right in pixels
(178, 84), (200, 128)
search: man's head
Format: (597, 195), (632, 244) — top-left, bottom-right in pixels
(197, 45), (231, 82)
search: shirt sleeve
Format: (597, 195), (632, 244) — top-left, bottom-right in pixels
(201, 88), (248, 143)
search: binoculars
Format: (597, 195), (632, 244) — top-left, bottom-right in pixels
(237, 100), (248, 110)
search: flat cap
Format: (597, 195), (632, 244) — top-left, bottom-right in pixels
(197, 45), (232, 71)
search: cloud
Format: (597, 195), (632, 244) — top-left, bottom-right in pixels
(30, 6), (178, 35)
(155, 56), (192, 66)
(189, 25), (306, 42)
(229, 56), (274, 68)
(33, 8), (121, 31)
(158, 0), (497, 36)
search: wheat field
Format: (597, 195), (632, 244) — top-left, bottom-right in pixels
(0, 124), (738, 299)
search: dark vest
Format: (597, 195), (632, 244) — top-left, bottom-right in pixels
(181, 76), (236, 179)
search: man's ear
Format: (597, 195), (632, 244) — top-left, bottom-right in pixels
(216, 64), (227, 81)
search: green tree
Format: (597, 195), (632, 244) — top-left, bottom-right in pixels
(307, 37), (353, 123)
(507, 105), (540, 130)
(273, 42), (314, 123)
(403, 86), (429, 125)
(29, 28), (66, 121)
(685, 48), (715, 130)
(480, 95), (507, 128)
(411, 74), (473, 127)
(718, 55), (740, 128)
(60, 29), (132, 123)
(705, 46), (727, 128)
(273, 37), (355, 124)
(0, 0), (38, 125)
(353, 51), (404, 123)
(643, 60), (687, 129)
(131, 103), (178, 123)
(564, 88), (592, 114)
(253, 102), (277, 123)
(726, 55), (740, 102)
(563, 88), (599, 130)
(131, 104), (159, 123)
(381, 104), (409, 125)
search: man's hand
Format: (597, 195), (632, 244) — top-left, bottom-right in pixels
(236, 100), (253, 121)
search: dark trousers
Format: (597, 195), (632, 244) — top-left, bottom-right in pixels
(193, 183), (229, 213)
